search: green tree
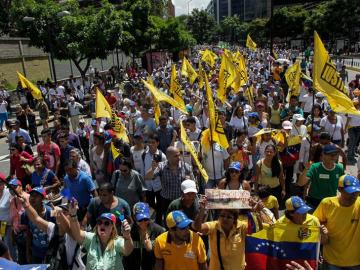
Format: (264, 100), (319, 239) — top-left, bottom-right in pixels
(247, 18), (269, 46)
(0, 0), (12, 35)
(187, 9), (216, 44)
(220, 15), (242, 43)
(13, 0), (125, 79)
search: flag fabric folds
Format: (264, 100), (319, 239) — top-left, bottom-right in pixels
(201, 49), (217, 68)
(17, 71), (43, 100)
(170, 65), (185, 109)
(180, 122), (209, 182)
(204, 73), (229, 150)
(181, 57), (198, 84)
(0, 258), (48, 270)
(218, 54), (239, 103)
(244, 86), (254, 107)
(111, 142), (121, 160)
(313, 31), (360, 116)
(245, 223), (320, 270)
(142, 79), (187, 114)
(147, 77), (161, 125)
(285, 61), (301, 101)
(111, 111), (129, 143)
(246, 34), (257, 51)
(95, 88), (112, 119)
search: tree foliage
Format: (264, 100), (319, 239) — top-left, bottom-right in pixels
(187, 9), (216, 44)
(12, 0), (125, 78)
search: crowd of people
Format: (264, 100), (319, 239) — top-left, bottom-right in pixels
(0, 45), (359, 270)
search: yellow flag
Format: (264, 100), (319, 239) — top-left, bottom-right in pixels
(180, 122), (208, 182)
(111, 112), (129, 143)
(16, 71), (43, 100)
(285, 61), (301, 101)
(142, 79), (187, 114)
(170, 65), (185, 109)
(205, 73), (229, 150)
(181, 57), (198, 84)
(238, 54), (248, 87)
(313, 31), (360, 116)
(201, 49), (217, 68)
(244, 85), (254, 107)
(95, 88), (112, 118)
(111, 142), (121, 160)
(246, 34), (257, 51)
(272, 49), (279, 60)
(198, 64), (205, 89)
(218, 54), (239, 103)
(147, 77), (161, 125)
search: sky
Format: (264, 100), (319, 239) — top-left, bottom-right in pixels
(172, 0), (210, 16)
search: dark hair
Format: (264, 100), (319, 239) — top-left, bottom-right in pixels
(119, 159), (133, 169)
(290, 95), (298, 101)
(41, 128), (51, 135)
(186, 116), (196, 124)
(58, 132), (69, 140)
(159, 115), (168, 121)
(10, 143), (22, 152)
(311, 104), (323, 117)
(64, 160), (77, 169)
(148, 133), (160, 142)
(99, 182), (115, 193)
(235, 130), (246, 138)
(218, 209), (239, 225)
(33, 156), (46, 167)
(285, 210), (295, 221)
(15, 135), (24, 142)
(319, 132), (331, 140)
(265, 144), (281, 178)
(258, 185), (271, 199)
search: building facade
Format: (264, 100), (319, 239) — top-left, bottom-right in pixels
(207, 0), (271, 24)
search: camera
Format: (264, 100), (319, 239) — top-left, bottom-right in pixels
(153, 154), (162, 163)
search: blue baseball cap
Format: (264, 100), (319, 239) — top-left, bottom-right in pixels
(338, 175), (360, 194)
(285, 196), (312, 214)
(166, 211), (192, 229)
(133, 202), (150, 221)
(29, 187), (46, 198)
(248, 112), (259, 120)
(9, 178), (22, 186)
(228, 161), (241, 171)
(98, 213), (116, 224)
(322, 144), (338, 155)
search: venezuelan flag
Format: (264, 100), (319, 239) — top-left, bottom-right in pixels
(245, 223), (320, 270)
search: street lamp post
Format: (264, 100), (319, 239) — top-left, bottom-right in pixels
(23, 11), (71, 84)
(187, 0), (193, 15)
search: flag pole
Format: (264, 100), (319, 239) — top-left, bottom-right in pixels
(208, 114), (217, 183)
(309, 88), (315, 149)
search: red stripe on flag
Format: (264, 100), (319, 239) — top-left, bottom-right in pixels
(245, 253), (317, 270)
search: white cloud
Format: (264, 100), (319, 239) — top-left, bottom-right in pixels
(172, 0), (210, 16)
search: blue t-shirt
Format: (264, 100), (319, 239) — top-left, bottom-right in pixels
(64, 171), (96, 208)
(31, 168), (55, 187)
(21, 205), (56, 259)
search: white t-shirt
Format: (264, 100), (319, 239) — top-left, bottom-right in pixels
(229, 116), (248, 131)
(202, 143), (230, 180)
(348, 115), (360, 127)
(142, 149), (166, 192)
(56, 85), (65, 97)
(0, 188), (11, 222)
(131, 147), (145, 174)
(320, 116), (343, 141)
(0, 101), (7, 113)
(301, 94), (314, 113)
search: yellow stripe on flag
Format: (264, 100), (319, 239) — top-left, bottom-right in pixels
(95, 88), (112, 119)
(180, 122), (208, 182)
(111, 142), (121, 160)
(246, 34), (257, 51)
(170, 65), (185, 109)
(16, 71), (43, 100)
(218, 54), (238, 103)
(181, 57), (198, 84)
(285, 61), (301, 101)
(142, 80), (187, 114)
(313, 31), (360, 116)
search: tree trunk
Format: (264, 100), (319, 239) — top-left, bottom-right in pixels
(72, 58), (92, 86)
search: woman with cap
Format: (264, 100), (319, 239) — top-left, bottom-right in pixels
(247, 112), (263, 137)
(9, 143), (33, 188)
(123, 202), (165, 270)
(291, 114), (307, 138)
(254, 144), (285, 204)
(218, 162), (251, 192)
(69, 200), (134, 270)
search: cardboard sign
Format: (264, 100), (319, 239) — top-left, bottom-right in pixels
(205, 189), (251, 209)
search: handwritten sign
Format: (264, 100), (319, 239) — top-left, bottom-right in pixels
(205, 189), (251, 209)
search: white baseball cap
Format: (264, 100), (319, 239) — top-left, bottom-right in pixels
(293, 114), (305, 121)
(282, 120), (293, 130)
(181, 180), (197, 194)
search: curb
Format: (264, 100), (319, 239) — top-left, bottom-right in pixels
(346, 66), (360, 73)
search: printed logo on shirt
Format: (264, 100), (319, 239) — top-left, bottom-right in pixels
(184, 251), (196, 259)
(319, 174), (330, 179)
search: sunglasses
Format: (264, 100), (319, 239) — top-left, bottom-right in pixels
(97, 220), (112, 227)
(229, 169), (240, 174)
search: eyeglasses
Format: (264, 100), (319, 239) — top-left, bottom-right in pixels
(97, 220), (112, 227)
(219, 214), (235, 220)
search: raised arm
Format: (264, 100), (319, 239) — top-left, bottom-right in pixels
(68, 200), (86, 244)
(21, 196), (49, 232)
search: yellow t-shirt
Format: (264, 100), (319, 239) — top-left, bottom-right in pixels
(154, 231), (207, 270)
(205, 220), (248, 270)
(262, 195), (279, 210)
(276, 214), (320, 227)
(314, 196), (360, 267)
